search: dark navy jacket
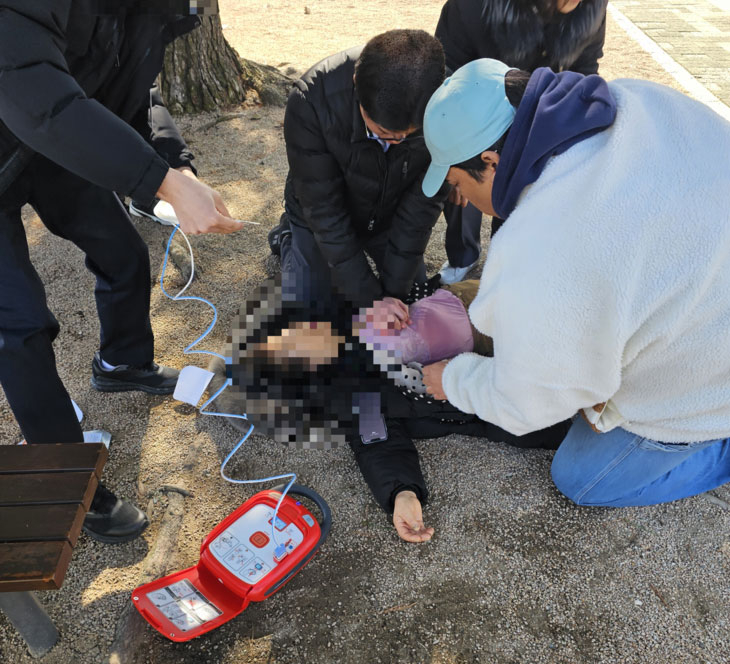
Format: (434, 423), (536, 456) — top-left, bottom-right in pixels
(436, 0), (608, 75)
(0, 1), (199, 199)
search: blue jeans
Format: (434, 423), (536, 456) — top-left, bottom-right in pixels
(551, 417), (730, 507)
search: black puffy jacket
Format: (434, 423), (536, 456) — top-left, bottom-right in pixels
(0, 1), (199, 198)
(284, 48), (449, 306)
(436, 0), (608, 75)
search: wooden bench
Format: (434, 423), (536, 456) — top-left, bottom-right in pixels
(0, 443), (108, 658)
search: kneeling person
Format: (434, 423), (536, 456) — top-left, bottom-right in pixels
(274, 29), (449, 307)
(420, 59), (730, 509)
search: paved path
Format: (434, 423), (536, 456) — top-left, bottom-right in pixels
(609, 0), (730, 117)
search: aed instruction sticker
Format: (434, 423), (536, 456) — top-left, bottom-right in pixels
(147, 579), (222, 631)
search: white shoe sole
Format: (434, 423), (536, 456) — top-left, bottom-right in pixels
(438, 259), (480, 284)
(129, 200), (178, 227)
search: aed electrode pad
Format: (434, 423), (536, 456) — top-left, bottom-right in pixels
(145, 580), (222, 634)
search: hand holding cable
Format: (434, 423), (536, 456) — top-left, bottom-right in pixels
(156, 167), (242, 235)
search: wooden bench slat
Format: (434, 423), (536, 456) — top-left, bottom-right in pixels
(0, 504), (87, 544)
(0, 445), (108, 596)
(0, 541), (74, 591)
(0, 472), (98, 508)
(0, 443), (108, 476)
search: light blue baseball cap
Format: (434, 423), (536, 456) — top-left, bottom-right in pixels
(422, 59), (517, 197)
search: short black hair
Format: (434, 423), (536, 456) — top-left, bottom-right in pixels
(355, 29), (445, 132)
(453, 69), (531, 182)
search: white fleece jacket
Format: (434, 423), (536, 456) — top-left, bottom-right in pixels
(442, 79), (730, 442)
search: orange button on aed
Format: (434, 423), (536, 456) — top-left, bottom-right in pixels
(250, 531), (270, 548)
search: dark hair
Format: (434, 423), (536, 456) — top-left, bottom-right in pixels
(534, 0), (567, 21)
(226, 277), (387, 447)
(452, 69), (531, 182)
(355, 29), (445, 132)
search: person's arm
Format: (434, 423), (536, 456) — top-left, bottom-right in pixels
(392, 490), (434, 543)
(284, 84), (383, 306)
(435, 256), (625, 435)
(379, 173), (448, 300)
(348, 418), (428, 514)
(134, 83), (197, 173)
(568, 13), (607, 75)
(0, 2), (167, 203)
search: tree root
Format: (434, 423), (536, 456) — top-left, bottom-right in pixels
(197, 112), (248, 132)
(106, 487), (189, 664)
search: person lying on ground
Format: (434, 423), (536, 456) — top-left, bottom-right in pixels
(419, 59), (730, 509)
(212, 276), (570, 543)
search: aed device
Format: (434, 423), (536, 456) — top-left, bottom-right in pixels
(132, 485), (331, 642)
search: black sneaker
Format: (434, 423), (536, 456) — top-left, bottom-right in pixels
(91, 351), (179, 394)
(83, 483), (149, 544)
(268, 213), (291, 257)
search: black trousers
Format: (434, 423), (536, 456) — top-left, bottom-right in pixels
(444, 200), (504, 267)
(0, 156), (154, 444)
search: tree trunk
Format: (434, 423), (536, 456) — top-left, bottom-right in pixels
(161, 15), (291, 115)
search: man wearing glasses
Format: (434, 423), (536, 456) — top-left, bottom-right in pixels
(272, 30), (449, 311)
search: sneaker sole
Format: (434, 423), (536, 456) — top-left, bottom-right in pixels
(91, 375), (176, 395)
(82, 517), (149, 544)
(439, 265), (479, 285)
(128, 201), (176, 227)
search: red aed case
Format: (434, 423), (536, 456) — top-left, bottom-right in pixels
(132, 484), (331, 642)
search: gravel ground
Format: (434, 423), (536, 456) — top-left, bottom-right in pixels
(2, 2), (729, 663)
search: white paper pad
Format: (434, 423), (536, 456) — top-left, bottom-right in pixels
(173, 366), (215, 406)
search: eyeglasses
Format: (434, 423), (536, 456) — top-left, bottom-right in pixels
(366, 127), (424, 144)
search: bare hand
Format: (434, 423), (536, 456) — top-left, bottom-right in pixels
(363, 297), (411, 334)
(177, 166), (198, 180)
(156, 167), (241, 235)
(448, 184), (469, 208)
(422, 359), (449, 401)
(393, 490), (434, 543)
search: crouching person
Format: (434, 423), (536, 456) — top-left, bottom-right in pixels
(0, 1), (240, 543)
(420, 59), (730, 508)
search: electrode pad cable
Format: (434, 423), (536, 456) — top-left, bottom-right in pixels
(159, 223), (295, 550)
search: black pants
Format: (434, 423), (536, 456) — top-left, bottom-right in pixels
(0, 156), (154, 444)
(280, 212), (427, 301)
(444, 200), (504, 267)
